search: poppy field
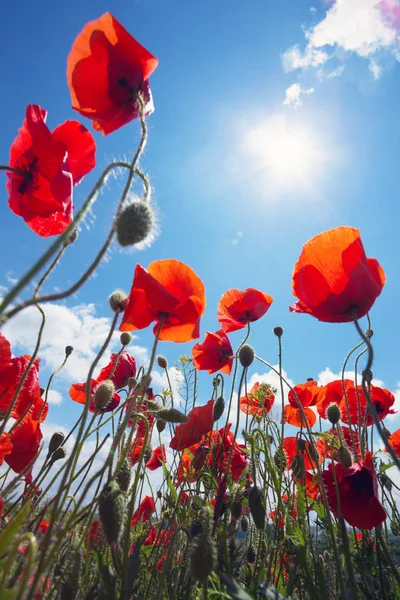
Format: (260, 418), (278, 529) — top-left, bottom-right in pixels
(1, 10), (400, 600)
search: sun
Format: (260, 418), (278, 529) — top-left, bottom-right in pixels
(242, 114), (328, 197)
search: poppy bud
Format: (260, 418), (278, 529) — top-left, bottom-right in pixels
(156, 408), (188, 423)
(65, 229), (79, 245)
(231, 501), (242, 521)
(146, 399), (162, 411)
(109, 290), (128, 313)
(157, 355), (168, 369)
(199, 507), (212, 535)
(241, 515), (249, 533)
(213, 396), (225, 422)
(50, 447), (66, 464)
(212, 377), (219, 388)
(189, 533), (217, 582)
(291, 455), (306, 480)
(382, 426), (391, 438)
(274, 447), (287, 471)
(323, 550), (331, 561)
(190, 519), (203, 538)
(318, 554), (326, 568)
(94, 380), (115, 410)
(116, 201), (154, 247)
(362, 369), (373, 384)
(247, 545), (256, 563)
(48, 432), (65, 455)
(99, 481), (126, 545)
(156, 419), (166, 433)
(144, 444), (153, 463)
(366, 328), (374, 339)
(273, 326), (284, 337)
(120, 332), (132, 346)
(307, 443), (320, 464)
(128, 377), (137, 389)
(248, 486), (265, 530)
(115, 460), (131, 493)
(391, 517), (400, 537)
(296, 439), (307, 452)
(327, 402), (341, 425)
(65, 345), (74, 357)
(337, 446), (352, 468)
(238, 344), (255, 368)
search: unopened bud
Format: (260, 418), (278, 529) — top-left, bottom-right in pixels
(157, 408), (188, 423)
(238, 344), (255, 368)
(64, 229), (79, 246)
(190, 519), (203, 538)
(99, 481), (126, 545)
(273, 326), (283, 337)
(327, 402), (341, 425)
(189, 534), (217, 582)
(94, 380), (115, 410)
(156, 419), (166, 433)
(115, 460), (131, 493)
(157, 355), (168, 369)
(362, 369), (373, 384)
(144, 444), (153, 463)
(65, 345), (74, 357)
(48, 432), (65, 455)
(337, 446), (352, 468)
(274, 447), (287, 471)
(116, 201), (154, 247)
(109, 291), (128, 313)
(213, 396), (225, 422)
(50, 447), (66, 463)
(241, 515), (249, 532)
(248, 486), (265, 530)
(291, 455), (306, 480)
(391, 517), (400, 537)
(231, 501), (242, 521)
(247, 545), (256, 563)
(296, 439), (307, 452)
(120, 332), (132, 346)
(128, 377), (137, 389)
(146, 399), (162, 411)
(323, 550), (331, 562)
(156, 490), (162, 500)
(366, 328), (374, 339)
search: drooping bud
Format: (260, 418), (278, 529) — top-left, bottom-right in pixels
(157, 355), (168, 369)
(64, 229), (79, 246)
(291, 455), (306, 480)
(156, 419), (166, 433)
(273, 326), (284, 338)
(238, 344), (255, 368)
(115, 460), (131, 493)
(296, 439), (307, 452)
(362, 369), (373, 384)
(230, 501), (242, 521)
(248, 486), (265, 530)
(98, 481), (126, 545)
(337, 446), (352, 468)
(190, 519), (203, 538)
(156, 490), (162, 499)
(65, 345), (74, 357)
(109, 291), (128, 313)
(323, 550), (331, 562)
(116, 201), (154, 247)
(391, 517), (400, 537)
(274, 446), (287, 471)
(199, 506), (212, 535)
(146, 399), (162, 411)
(48, 432), (65, 455)
(50, 447), (66, 464)
(241, 515), (249, 532)
(327, 402), (341, 425)
(307, 444), (320, 465)
(144, 444), (153, 463)
(247, 545), (256, 563)
(120, 332), (132, 346)
(156, 408), (188, 423)
(94, 380), (115, 410)
(128, 377), (137, 389)
(189, 533), (217, 582)
(213, 396), (225, 422)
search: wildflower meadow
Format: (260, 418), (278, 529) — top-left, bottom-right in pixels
(0, 6), (399, 600)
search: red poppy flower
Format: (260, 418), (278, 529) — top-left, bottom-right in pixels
(179, 491), (190, 505)
(131, 495), (156, 526)
(69, 379), (120, 413)
(175, 441), (206, 485)
(322, 451), (386, 530)
(38, 520), (50, 535)
(341, 384), (395, 427)
(385, 428), (400, 458)
(67, 12), (158, 135)
(7, 104), (95, 237)
(0, 433), (13, 466)
(192, 330), (233, 375)
(290, 227), (385, 323)
(316, 379), (354, 419)
(317, 426), (360, 462)
(144, 525), (157, 546)
(283, 380), (319, 428)
(97, 351), (136, 389)
(283, 436), (322, 472)
(129, 437), (144, 467)
(170, 400), (214, 451)
(146, 445), (166, 471)
(240, 382), (275, 417)
(5, 417), (42, 478)
(217, 288), (273, 333)
(120, 260), (206, 343)
(210, 425), (249, 483)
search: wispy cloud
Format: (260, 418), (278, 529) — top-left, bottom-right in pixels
(283, 83), (315, 107)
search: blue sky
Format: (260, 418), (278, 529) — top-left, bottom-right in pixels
(0, 0), (399, 449)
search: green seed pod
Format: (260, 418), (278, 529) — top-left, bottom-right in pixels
(241, 515), (249, 533)
(189, 533), (217, 582)
(98, 481), (126, 545)
(115, 460), (131, 493)
(157, 407), (189, 423)
(337, 446), (352, 468)
(391, 517), (400, 537)
(50, 447), (67, 464)
(291, 455), (306, 480)
(213, 396), (225, 422)
(231, 501), (242, 521)
(273, 326), (283, 337)
(238, 344), (255, 368)
(157, 355), (168, 369)
(109, 290), (128, 313)
(248, 486), (266, 530)
(65, 345), (74, 357)
(296, 439), (307, 452)
(120, 332), (132, 346)
(327, 402), (341, 425)
(199, 506), (212, 535)
(48, 432), (65, 455)
(274, 446), (287, 471)
(94, 380), (115, 410)
(144, 444), (153, 463)
(116, 201), (154, 247)
(146, 399), (162, 411)
(156, 419), (166, 433)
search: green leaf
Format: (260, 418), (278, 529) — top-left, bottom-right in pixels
(380, 462), (395, 472)
(0, 501), (31, 557)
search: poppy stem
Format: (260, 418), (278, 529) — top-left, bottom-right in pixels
(352, 314), (400, 472)
(0, 164), (27, 177)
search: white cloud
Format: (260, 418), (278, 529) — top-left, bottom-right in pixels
(369, 58), (383, 78)
(325, 64), (346, 78)
(282, 44), (330, 71)
(46, 390), (63, 406)
(317, 366), (384, 388)
(283, 83), (315, 107)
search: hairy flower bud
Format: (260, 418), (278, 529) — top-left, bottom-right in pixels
(65, 229), (79, 246)
(273, 326), (284, 337)
(296, 439), (307, 452)
(94, 380), (115, 410)
(274, 447), (287, 471)
(50, 447), (66, 464)
(109, 290), (128, 313)
(247, 545), (256, 563)
(362, 369), (373, 384)
(189, 534), (217, 582)
(157, 355), (168, 369)
(238, 344), (255, 368)
(115, 460), (131, 493)
(230, 501), (242, 521)
(156, 419), (166, 433)
(327, 402), (341, 425)
(144, 444), (153, 463)
(99, 481), (126, 545)
(120, 332), (132, 346)
(128, 377), (137, 389)
(241, 515), (249, 533)
(337, 446), (352, 468)
(213, 396), (225, 422)
(65, 345), (74, 357)
(190, 519), (203, 538)
(146, 399), (162, 411)
(391, 517), (400, 537)
(248, 486), (265, 530)
(116, 201), (154, 247)
(48, 432), (65, 455)
(156, 408), (188, 423)
(291, 455), (306, 480)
